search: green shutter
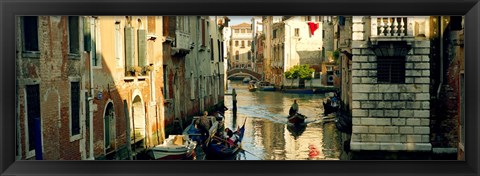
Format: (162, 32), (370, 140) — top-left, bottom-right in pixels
(125, 27), (134, 70)
(137, 29), (147, 67)
(83, 17), (91, 52)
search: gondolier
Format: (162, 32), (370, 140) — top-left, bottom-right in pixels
(289, 99), (299, 116)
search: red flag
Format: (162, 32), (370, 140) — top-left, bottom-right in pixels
(307, 22), (319, 35)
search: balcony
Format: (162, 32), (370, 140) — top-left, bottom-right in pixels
(171, 30), (192, 56)
(370, 16), (430, 43)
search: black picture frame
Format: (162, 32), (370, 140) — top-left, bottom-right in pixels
(1, 0), (479, 176)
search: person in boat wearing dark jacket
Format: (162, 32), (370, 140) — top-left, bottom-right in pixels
(198, 111), (211, 144)
(289, 100), (299, 116)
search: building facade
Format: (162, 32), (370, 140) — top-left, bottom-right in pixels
(16, 15), (225, 160)
(89, 16), (165, 160)
(17, 16), (89, 160)
(230, 23), (253, 69)
(349, 16), (433, 158)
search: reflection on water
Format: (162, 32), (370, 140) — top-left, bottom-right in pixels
(222, 81), (343, 160)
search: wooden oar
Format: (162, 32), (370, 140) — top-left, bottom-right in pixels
(240, 149), (263, 160)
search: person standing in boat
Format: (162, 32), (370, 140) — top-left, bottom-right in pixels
(289, 99), (299, 116)
(198, 111), (211, 144)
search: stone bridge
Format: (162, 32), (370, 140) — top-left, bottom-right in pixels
(227, 68), (262, 81)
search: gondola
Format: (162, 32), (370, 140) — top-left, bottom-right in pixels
(287, 113), (307, 124)
(287, 122), (307, 139)
(206, 118), (247, 160)
(183, 116), (219, 146)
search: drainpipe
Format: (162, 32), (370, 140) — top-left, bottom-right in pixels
(436, 16), (444, 99)
(87, 16), (95, 160)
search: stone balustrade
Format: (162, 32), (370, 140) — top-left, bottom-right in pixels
(371, 17), (413, 37)
(174, 30), (191, 50)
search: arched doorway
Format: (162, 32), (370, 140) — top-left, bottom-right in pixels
(104, 102), (115, 154)
(132, 95), (146, 149)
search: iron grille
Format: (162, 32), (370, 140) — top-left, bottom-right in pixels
(377, 56), (405, 83)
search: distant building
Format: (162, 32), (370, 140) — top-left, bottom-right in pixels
(230, 23), (253, 69)
(262, 16), (323, 89)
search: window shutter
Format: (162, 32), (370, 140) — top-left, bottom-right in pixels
(202, 19), (206, 46)
(138, 29), (147, 67)
(83, 17), (91, 52)
(125, 26), (135, 70)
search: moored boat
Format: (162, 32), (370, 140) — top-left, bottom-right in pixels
(256, 81), (275, 91)
(183, 116), (219, 146)
(248, 83), (257, 92)
(242, 77), (251, 83)
(283, 89), (315, 94)
(146, 135), (196, 160)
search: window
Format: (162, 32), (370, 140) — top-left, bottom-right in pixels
(236, 51), (239, 61)
(220, 41), (224, 62)
(218, 40), (221, 62)
(23, 16), (39, 52)
(235, 29), (240, 33)
(247, 29), (252, 33)
(460, 72), (465, 145)
(322, 30), (325, 39)
(307, 16), (312, 21)
(70, 82), (80, 136)
(241, 41), (245, 48)
(248, 51), (251, 60)
(190, 73), (195, 100)
(295, 28), (300, 37)
(241, 29), (245, 33)
(377, 56), (406, 83)
(163, 65), (168, 99)
(235, 41), (239, 47)
(26, 84), (40, 152)
(115, 22), (123, 67)
(273, 29), (277, 38)
(85, 92), (90, 128)
(210, 38), (214, 61)
(248, 41), (251, 47)
(68, 16), (80, 54)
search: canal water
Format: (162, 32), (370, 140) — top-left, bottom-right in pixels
(221, 80), (349, 160)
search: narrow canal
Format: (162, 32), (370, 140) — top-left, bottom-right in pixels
(219, 80), (350, 160)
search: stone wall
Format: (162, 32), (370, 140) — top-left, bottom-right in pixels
(350, 17), (432, 152)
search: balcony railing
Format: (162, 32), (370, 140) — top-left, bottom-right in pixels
(174, 30), (191, 51)
(371, 16), (413, 37)
(171, 30), (191, 56)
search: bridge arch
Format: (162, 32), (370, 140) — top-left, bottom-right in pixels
(226, 68), (262, 81)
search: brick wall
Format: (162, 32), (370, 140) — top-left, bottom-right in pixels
(17, 16), (87, 160)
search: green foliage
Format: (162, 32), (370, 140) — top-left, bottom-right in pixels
(284, 64), (315, 80)
(333, 49), (340, 60)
